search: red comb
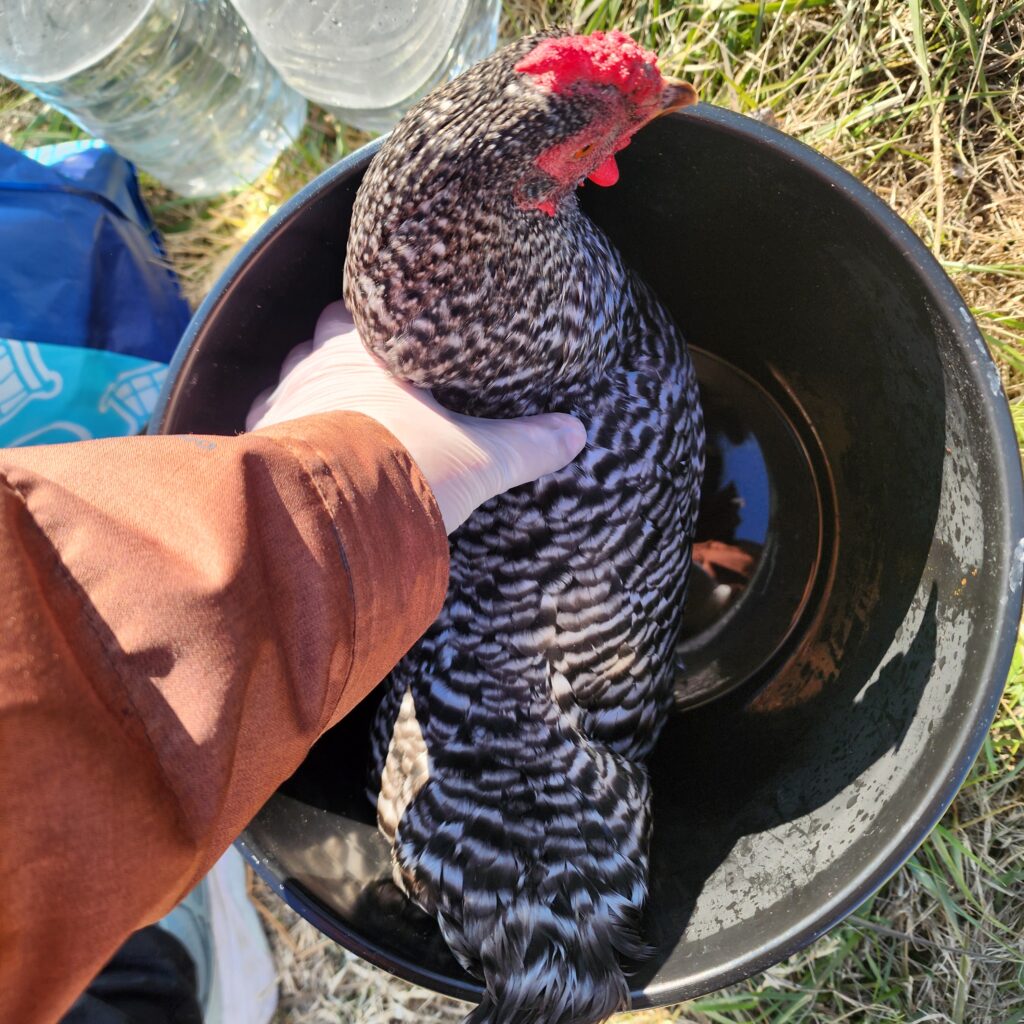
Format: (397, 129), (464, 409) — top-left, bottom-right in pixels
(515, 31), (663, 104)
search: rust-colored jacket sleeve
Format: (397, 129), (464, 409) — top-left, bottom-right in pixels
(0, 412), (449, 1024)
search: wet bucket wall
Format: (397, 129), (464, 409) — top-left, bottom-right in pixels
(152, 106), (1024, 1007)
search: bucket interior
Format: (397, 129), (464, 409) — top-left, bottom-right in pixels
(156, 107), (1020, 1005)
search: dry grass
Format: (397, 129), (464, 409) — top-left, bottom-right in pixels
(3, 1), (1023, 1021)
(142, 109), (373, 308)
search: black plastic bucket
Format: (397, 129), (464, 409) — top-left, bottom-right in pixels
(152, 105), (1024, 1008)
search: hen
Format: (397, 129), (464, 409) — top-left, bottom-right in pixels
(343, 29), (705, 1024)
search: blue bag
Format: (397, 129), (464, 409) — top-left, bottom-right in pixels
(0, 139), (190, 446)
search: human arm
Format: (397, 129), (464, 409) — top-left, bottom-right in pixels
(0, 302), (585, 1023)
(0, 413), (449, 1023)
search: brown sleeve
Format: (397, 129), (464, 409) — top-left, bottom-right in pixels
(0, 411), (449, 1024)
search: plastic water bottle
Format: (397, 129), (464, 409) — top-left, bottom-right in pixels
(0, 0), (307, 197)
(229, 0), (501, 133)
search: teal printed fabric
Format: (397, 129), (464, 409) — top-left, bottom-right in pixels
(0, 340), (168, 446)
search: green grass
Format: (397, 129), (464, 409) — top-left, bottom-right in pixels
(3, 2), (1023, 1022)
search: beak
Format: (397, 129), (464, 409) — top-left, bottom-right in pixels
(655, 77), (698, 118)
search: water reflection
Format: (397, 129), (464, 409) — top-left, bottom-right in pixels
(675, 351), (824, 708)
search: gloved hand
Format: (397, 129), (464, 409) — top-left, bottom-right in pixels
(247, 301), (587, 533)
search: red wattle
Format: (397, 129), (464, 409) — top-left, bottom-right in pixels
(587, 154), (620, 187)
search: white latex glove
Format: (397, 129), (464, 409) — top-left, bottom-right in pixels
(247, 301), (587, 534)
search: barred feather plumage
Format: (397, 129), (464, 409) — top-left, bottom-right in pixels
(344, 31), (704, 1024)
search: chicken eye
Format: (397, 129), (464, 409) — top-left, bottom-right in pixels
(573, 142), (596, 160)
